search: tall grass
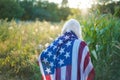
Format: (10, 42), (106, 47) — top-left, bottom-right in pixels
(0, 20), (62, 80)
(78, 13), (120, 80)
(0, 13), (120, 80)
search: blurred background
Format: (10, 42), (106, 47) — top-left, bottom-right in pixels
(0, 0), (120, 80)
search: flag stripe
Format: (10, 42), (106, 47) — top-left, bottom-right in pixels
(66, 65), (71, 80)
(77, 41), (86, 80)
(56, 68), (61, 80)
(45, 75), (51, 80)
(84, 59), (93, 79)
(81, 46), (89, 72)
(50, 73), (55, 80)
(87, 68), (95, 80)
(71, 40), (81, 80)
(61, 66), (66, 80)
(81, 45), (89, 80)
(39, 54), (46, 80)
(84, 52), (90, 72)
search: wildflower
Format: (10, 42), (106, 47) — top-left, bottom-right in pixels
(50, 25), (55, 30)
(45, 43), (49, 48)
(49, 37), (53, 41)
(35, 28), (38, 32)
(21, 30), (24, 34)
(38, 44), (43, 49)
(8, 26), (13, 30)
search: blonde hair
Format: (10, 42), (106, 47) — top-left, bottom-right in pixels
(61, 19), (82, 39)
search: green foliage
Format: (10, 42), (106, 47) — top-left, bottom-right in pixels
(61, 0), (68, 7)
(67, 8), (81, 20)
(91, 1), (120, 17)
(58, 7), (71, 21)
(114, 6), (120, 18)
(19, 0), (34, 20)
(76, 13), (120, 80)
(0, 0), (71, 21)
(0, 0), (24, 20)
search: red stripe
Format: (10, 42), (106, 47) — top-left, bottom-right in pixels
(45, 75), (51, 80)
(66, 65), (71, 80)
(83, 52), (90, 72)
(77, 41), (87, 80)
(56, 68), (61, 80)
(87, 68), (95, 80)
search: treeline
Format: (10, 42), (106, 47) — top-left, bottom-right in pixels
(0, 0), (71, 21)
(92, 1), (120, 18)
(0, 0), (120, 21)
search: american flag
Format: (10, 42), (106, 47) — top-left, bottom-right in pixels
(38, 31), (95, 80)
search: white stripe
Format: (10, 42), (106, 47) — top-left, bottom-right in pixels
(80, 46), (89, 80)
(71, 40), (81, 80)
(38, 53), (46, 80)
(50, 73), (55, 80)
(51, 69), (56, 80)
(84, 60), (93, 79)
(61, 66), (66, 80)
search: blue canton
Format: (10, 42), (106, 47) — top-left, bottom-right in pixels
(40, 31), (78, 75)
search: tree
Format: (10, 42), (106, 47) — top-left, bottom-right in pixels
(19, 0), (35, 20)
(0, 0), (24, 20)
(61, 0), (68, 7)
(97, 0), (112, 4)
(58, 7), (71, 20)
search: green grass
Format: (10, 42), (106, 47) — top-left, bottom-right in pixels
(0, 13), (120, 80)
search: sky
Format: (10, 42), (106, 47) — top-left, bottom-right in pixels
(48, 0), (120, 9)
(48, 0), (93, 9)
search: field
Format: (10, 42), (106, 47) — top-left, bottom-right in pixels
(0, 20), (63, 80)
(0, 13), (120, 80)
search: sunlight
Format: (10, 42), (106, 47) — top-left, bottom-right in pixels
(78, 0), (94, 15)
(68, 0), (80, 8)
(69, 0), (93, 9)
(49, 0), (93, 9)
(79, 0), (93, 9)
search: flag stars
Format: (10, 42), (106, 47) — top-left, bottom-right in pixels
(53, 55), (57, 60)
(53, 45), (57, 50)
(47, 52), (52, 57)
(64, 52), (70, 59)
(59, 59), (64, 66)
(58, 39), (63, 44)
(43, 58), (48, 64)
(66, 41), (72, 47)
(50, 62), (54, 67)
(60, 48), (65, 54)
(72, 35), (74, 36)
(64, 35), (69, 40)
(45, 68), (51, 74)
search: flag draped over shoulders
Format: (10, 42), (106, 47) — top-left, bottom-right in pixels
(38, 31), (95, 80)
